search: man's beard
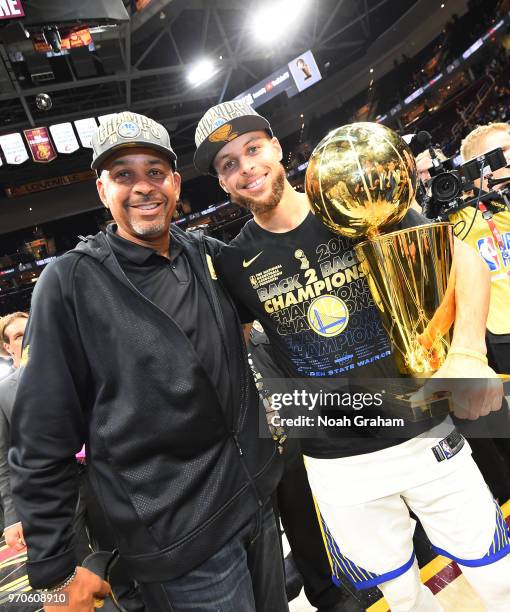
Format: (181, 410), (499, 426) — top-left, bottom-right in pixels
(126, 195), (169, 238)
(233, 166), (285, 216)
(130, 216), (167, 237)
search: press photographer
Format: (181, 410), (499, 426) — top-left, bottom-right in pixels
(414, 126), (510, 371)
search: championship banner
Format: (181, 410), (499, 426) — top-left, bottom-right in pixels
(0, 132), (29, 164)
(74, 117), (97, 148)
(5, 170), (96, 198)
(49, 122), (80, 154)
(23, 127), (57, 163)
(0, 0), (23, 20)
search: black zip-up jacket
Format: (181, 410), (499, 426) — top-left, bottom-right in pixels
(9, 226), (282, 589)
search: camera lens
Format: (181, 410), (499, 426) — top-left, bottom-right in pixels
(430, 172), (462, 203)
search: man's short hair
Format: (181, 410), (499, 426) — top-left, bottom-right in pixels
(461, 122), (510, 162)
(0, 312), (28, 355)
(415, 148), (447, 168)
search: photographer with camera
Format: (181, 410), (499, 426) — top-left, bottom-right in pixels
(415, 125), (510, 502)
(417, 125), (510, 373)
(453, 123), (510, 374)
(415, 147), (448, 217)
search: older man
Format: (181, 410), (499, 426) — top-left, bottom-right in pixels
(9, 112), (285, 612)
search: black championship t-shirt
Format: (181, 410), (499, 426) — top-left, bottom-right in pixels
(215, 209), (435, 457)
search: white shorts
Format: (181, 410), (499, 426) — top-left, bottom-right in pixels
(305, 429), (510, 590)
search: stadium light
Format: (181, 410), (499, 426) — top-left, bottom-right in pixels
(252, 0), (310, 44)
(187, 59), (216, 86)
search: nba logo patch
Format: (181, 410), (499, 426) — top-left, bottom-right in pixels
(477, 237), (500, 271)
(439, 439), (454, 459)
(502, 232), (510, 267)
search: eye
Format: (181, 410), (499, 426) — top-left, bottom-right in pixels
(148, 168), (165, 177)
(247, 145), (260, 154)
(114, 170), (131, 181)
(223, 159), (235, 171)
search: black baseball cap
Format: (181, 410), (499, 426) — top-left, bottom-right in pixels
(194, 101), (272, 175)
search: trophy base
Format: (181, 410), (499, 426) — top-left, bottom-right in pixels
(393, 390), (451, 422)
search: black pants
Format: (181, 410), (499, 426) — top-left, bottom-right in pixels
(277, 439), (348, 609)
(487, 334), (510, 375)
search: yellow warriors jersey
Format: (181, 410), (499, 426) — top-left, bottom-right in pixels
(449, 205), (510, 335)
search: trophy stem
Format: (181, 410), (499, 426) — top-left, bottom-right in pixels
(354, 223), (455, 377)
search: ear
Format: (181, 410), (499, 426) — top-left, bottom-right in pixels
(172, 171), (182, 200)
(96, 176), (109, 209)
(270, 136), (283, 162)
(218, 176), (229, 194)
(2, 342), (12, 358)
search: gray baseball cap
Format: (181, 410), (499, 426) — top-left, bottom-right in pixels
(91, 111), (177, 171)
(194, 101), (272, 175)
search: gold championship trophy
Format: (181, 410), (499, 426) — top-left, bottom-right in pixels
(305, 123), (455, 416)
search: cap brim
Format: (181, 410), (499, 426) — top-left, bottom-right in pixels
(91, 141), (177, 171)
(194, 115), (272, 176)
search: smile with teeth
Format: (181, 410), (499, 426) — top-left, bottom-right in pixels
(133, 202), (162, 211)
(243, 174), (267, 191)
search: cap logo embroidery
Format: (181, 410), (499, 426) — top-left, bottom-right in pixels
(212, 118), (227, 130)
(118, 121), (141, 138)
(208, 124), (238, 143)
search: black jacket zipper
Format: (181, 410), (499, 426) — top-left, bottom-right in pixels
(197, 233), (263, 508)
(82, 231), (265, 507)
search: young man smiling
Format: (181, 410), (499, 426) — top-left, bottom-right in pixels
(9, 111), (285, 612)
(195, 102), (510, 612)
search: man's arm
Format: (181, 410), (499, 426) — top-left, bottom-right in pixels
(432, 237), (503, 418)
(9, 260), (88, 589)
(449, 237), (490, 354)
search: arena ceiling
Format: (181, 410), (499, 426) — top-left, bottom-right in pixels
(0, 0), (419, 149)
(0, 0), (470, 234)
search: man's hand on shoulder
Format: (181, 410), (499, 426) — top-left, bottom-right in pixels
(44, 567), (111, 612)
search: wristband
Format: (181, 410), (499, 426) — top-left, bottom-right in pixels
(41, 568), (77, 593)
(447, 348), (488, 365)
